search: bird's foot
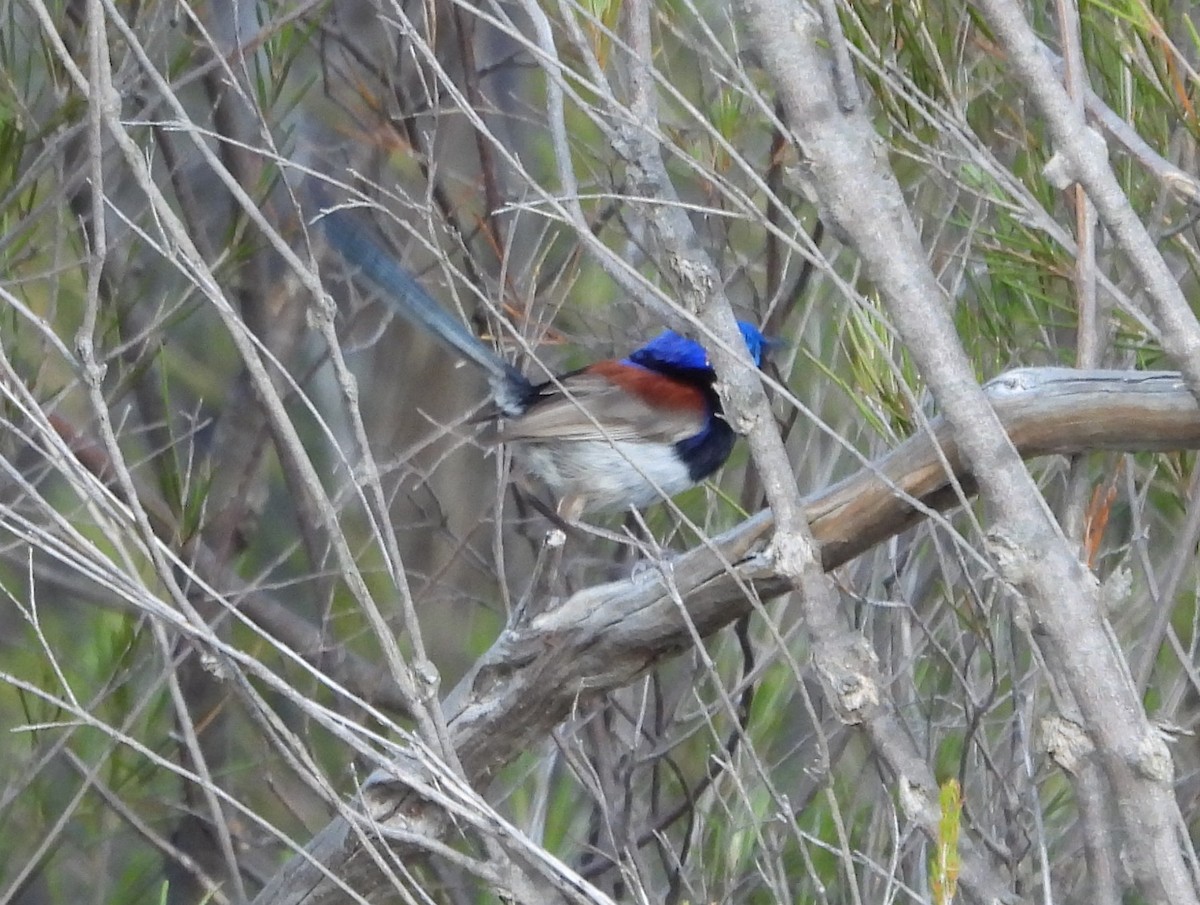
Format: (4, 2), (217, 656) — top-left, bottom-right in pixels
(628, 552), (677, 584)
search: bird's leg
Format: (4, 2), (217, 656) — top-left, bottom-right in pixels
(623, 507), (678, 582)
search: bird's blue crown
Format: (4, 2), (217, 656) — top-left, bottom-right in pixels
(626, 320), (768, 372)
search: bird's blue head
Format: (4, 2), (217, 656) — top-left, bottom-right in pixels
(627, 320), (769, 372)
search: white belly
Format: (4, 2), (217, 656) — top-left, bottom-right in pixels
(518, 440), (694, 512)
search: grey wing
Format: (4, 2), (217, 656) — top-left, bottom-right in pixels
(497, 373), (704, 444)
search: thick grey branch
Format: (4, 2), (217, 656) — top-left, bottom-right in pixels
(735, 2), (1200, 901)
(251, 368), (1200, 905)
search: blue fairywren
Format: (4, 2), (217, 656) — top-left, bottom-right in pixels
(314, 195), (768, 517)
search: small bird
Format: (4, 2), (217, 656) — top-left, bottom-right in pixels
(314, 195), (768, 517)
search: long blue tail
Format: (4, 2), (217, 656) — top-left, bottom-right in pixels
(310, 183), (532, 413)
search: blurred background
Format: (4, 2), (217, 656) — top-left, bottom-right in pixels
(1, 0), (1199, 902)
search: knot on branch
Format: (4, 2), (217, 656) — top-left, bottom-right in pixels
(1042, 126), (1108, 190)
(1134, 731), (1175, 784)
(1041, 715), (1093, 775)
(984, 529), (1029, 584)
(767, 531), (816, 579)
(718, 381), (763, 435)
(896, 774), (939, 826)
(361, 752), (446, 833)
(813, 636), (880, 724)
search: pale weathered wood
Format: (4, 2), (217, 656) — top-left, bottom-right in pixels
(250, 368), (1200, 905)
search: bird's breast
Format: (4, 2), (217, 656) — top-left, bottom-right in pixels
(518, 439), (696, 511)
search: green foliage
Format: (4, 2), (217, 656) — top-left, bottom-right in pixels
(2, 0), (1200, 900)
(930, 779), (962, 905)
